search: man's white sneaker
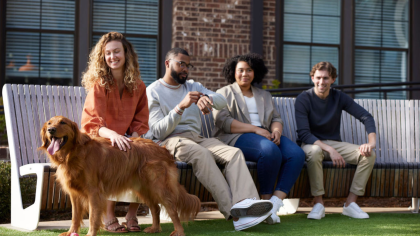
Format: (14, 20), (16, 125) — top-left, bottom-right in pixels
(307, 203), (325, 220)
(265, 196), (283, 224)
(342, 202), (369, 219)
(230, 197), (273, 218)
(233, 211), (272, 231)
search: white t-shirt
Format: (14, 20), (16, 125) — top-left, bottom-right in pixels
(244, 96), (261, 126)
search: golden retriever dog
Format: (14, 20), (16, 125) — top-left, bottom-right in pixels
(39, 116), (200, 236)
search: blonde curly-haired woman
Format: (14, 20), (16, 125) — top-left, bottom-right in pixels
(81, 32), (149, 233)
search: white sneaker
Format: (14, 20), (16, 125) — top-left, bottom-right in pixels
(307, 203), (325, 220)
(233, 210), (272, 231)
(265, 196), (283, 224)
(342, 202), (369, 219)
(230, 197), (273, 218)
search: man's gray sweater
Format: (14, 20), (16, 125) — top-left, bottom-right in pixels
(145, 79), (227, 143)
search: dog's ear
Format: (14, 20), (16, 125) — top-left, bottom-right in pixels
(40, 122), (50, 149)
(71, 121), (90, 145)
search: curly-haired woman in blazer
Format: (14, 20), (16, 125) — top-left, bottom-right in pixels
(213, 53), (305, 224)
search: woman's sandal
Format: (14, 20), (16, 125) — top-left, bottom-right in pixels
(104, 217), (128, 233)
(122, 216), (141, 232)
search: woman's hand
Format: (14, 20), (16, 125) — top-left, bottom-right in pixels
(271, 130), (281, 145)
(255, 127), (271, 140)
(109, 132), (133, 151)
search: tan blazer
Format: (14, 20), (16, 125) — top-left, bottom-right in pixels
(212, 82), (283, 146)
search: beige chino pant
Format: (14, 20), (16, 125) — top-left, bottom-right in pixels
(161, 131), (260, 219)
(301, 140), (376, 197)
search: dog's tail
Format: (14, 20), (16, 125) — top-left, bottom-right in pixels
(176, 186), (201, 222)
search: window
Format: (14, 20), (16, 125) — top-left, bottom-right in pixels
(283, 0), (341, 87)
(92, 0), (159, 86)
(5, 0), (76, 86)
(354, 0), (409, 99)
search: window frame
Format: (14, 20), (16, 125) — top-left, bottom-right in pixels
(280, 0), (342, 88)
(90, 0), (161, 86)
(275, 0), (420, 99)
(2, 0), (79, 87)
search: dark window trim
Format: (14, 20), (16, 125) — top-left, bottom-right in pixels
(341, 0), (353, 90)
(250, 0), (263, 55)
(411, 0), (420, 99)
(92, 32), (158, 39)
(160, 0), (172, 78)
(0, 0), (7, 94)
(76, 0), (91, 86)
(275, 0), (283, 87)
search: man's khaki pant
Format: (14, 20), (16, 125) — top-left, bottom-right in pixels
(301, 140), (376, 197)
(161, 131), (259, 219)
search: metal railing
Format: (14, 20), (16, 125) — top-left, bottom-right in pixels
(267, 81), (420, 99)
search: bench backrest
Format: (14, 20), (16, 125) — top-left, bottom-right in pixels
(3, 84), (86, 176)
(4, 84), (420, 177)
(202, 97), (420, 164)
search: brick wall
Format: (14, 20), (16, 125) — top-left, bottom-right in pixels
(171, 0), (277, 91)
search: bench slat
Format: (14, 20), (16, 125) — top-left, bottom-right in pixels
(5, 85), (24, 170)
(17, 84), (32, 166)
(23, 85), (39, 164)
(409, 100), (415, 162)
(30, 85), (44, 163)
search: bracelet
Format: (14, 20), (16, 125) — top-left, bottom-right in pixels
(272, 130), (281, 135)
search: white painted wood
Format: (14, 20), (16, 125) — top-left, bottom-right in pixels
(22, 85), (39, 164)
(396, 100), (402, 163)
(408, 100), (414, 162)
(386, 100), (393, 162)
(286, 98), (297, 142)
(400, 100), (407, 163)
(3, 85), (51, 230)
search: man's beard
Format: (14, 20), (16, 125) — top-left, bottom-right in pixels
(171, 67), (188, 84)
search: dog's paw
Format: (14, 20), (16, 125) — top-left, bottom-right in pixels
(58, 232), (71, 236)
(170, 230), (185, 236)
(143, 226), (162, 233)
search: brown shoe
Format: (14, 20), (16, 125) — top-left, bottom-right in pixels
(122, 216), (141, 232)
(104, 217), (128, 233)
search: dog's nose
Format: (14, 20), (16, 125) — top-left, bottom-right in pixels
(47, 127), (56, 134)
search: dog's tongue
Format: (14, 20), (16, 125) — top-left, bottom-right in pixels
(47, 137), (60, 155)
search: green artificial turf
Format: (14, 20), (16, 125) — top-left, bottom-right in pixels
(1, 213), (419, 236)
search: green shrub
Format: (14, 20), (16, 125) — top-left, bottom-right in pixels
(0, 161), (37, 223)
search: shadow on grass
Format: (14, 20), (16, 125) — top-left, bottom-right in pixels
(1, 213), (419, 236)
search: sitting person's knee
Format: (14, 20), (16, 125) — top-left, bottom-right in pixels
(304, 145), (323, 162)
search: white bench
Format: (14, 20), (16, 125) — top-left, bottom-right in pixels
(3, 84), (419, 230)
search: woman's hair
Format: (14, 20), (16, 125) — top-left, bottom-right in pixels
(222, 53), (268, 84)
(81, 32), (141, 94)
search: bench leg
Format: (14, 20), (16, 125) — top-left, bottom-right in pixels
(278, 198), (300, 215)
(411, 198), (419, 213)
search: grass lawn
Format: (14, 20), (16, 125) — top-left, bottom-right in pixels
(1, 213), (419, 236)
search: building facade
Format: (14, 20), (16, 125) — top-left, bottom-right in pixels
(0, 0), (419, 99)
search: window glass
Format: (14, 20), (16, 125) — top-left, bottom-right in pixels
(5, 0), (75, 85)
(354, 0), (409, 99)
(92, 0), (159, 86)
(283, 0), (340, 87)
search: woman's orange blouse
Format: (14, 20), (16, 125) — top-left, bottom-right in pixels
(81, 80), (149, 138)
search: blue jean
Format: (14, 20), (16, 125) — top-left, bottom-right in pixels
(234, 133), (305, 195)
